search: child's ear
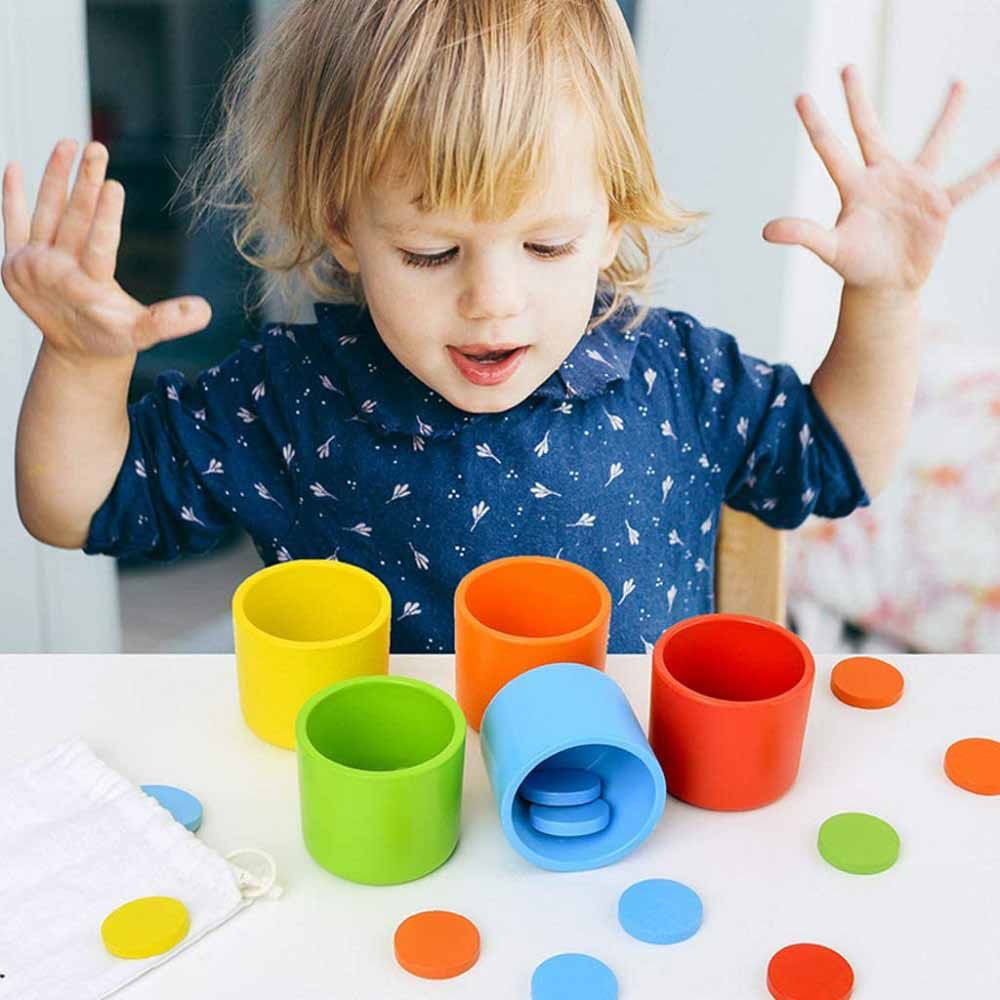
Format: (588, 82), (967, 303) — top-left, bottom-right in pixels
(599, 217), (625, 271)
(327, 225), (361, 274)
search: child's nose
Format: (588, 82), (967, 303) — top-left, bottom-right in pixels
(458, 257), (527, 322)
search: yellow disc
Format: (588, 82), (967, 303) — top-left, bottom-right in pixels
(101, 896), (191, 959)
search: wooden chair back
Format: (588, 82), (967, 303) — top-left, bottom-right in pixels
(714, 505), (786, 624)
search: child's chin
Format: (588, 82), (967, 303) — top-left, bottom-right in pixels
(455, 392), (523, 414)
(441, 379), (532, 415)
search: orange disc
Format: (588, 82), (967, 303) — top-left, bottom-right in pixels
(394, 910), (480, 980)
(830, 656), (903, 710)
(944, 737), (1000, 795)
(767, 942), (855, 1000)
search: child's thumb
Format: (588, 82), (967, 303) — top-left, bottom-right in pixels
(134, 296), (212, 351)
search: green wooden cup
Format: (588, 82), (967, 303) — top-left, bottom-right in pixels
(296, 674), (466, 885)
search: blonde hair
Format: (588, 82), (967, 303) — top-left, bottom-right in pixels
(174, 0), (709, 333)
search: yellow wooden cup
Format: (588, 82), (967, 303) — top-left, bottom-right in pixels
(232, 560), (391, 749)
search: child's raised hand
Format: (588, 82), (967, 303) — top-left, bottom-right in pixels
(762, 64), (1000, 295)
(2, 138), (212, 368)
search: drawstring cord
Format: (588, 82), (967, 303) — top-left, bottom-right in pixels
(225, 847), (284, 901)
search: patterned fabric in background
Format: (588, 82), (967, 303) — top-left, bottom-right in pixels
(85, 293), (869, 652)
(789, 323), (1000, 652)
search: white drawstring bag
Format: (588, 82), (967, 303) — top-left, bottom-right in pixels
(0, 738), (282, 1000)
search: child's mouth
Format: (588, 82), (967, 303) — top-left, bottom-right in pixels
(448, 345), (528, 386)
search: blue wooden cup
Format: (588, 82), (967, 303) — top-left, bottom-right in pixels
(479, 662), (667, 872)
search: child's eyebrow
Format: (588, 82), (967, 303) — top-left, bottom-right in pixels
(374, 213), (591, 239)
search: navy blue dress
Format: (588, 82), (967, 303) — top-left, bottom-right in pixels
(85, 293), (869, 652)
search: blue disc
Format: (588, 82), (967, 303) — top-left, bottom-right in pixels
(529, 798), (610, 837)
(141, 784), (203, 833)
(519, 768), (602, 807)
(618, 878), (703, 944)
(532, 953), (618, 1000)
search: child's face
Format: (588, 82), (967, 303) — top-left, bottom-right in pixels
(328, 100), (624, 413)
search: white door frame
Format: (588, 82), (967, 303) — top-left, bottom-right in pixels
(1, 0), (121, 653)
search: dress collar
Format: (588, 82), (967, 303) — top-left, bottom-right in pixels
(312, 291), (641, 440)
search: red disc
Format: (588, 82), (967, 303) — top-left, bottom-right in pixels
(394, 910), (480, 980)
(767, 942), (855, 1000)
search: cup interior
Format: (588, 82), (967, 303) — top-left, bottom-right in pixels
(509, 744), (658, 865)
(304, 681), (457, 772)
(660, 617), (808, 701)
(240, 563), (385, 643)
(462, 560), (605, 639)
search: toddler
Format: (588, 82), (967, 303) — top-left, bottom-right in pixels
(8, 0), (978, 653)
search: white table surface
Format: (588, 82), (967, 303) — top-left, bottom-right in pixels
(1, 653), (998, 999)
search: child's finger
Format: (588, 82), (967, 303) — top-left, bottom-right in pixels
(2, 162), (31, 256)
(28, 139), (78, 245)
(946, 147), (1000, 208)
(794, 95), (859, 195)
(80, 178), (125, 283)
(54, 141), (109, 258)
(132, 297), (212, 353)
(914, 80), (965, 174)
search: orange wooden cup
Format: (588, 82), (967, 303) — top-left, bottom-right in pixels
(649, 613), (815, 811)
(454, 556), (612, 730)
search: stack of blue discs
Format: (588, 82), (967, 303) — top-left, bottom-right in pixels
(518, 768), (611, 837)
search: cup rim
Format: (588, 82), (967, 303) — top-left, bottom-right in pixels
(295, 674), (466, 779)
(454, 555), (612, 646)
(499, 735), (666, 867)
(232, 558), (391, 650)
(652, 613), (815, 708)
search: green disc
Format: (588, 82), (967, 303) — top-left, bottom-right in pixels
(817, 812), (900, 875)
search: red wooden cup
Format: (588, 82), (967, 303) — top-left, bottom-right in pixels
(649, 613), (815, 811)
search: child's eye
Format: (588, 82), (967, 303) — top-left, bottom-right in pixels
(399, 248), (455, 269)
(530, 240), (580, 261)
(399, 240), (579, 269)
